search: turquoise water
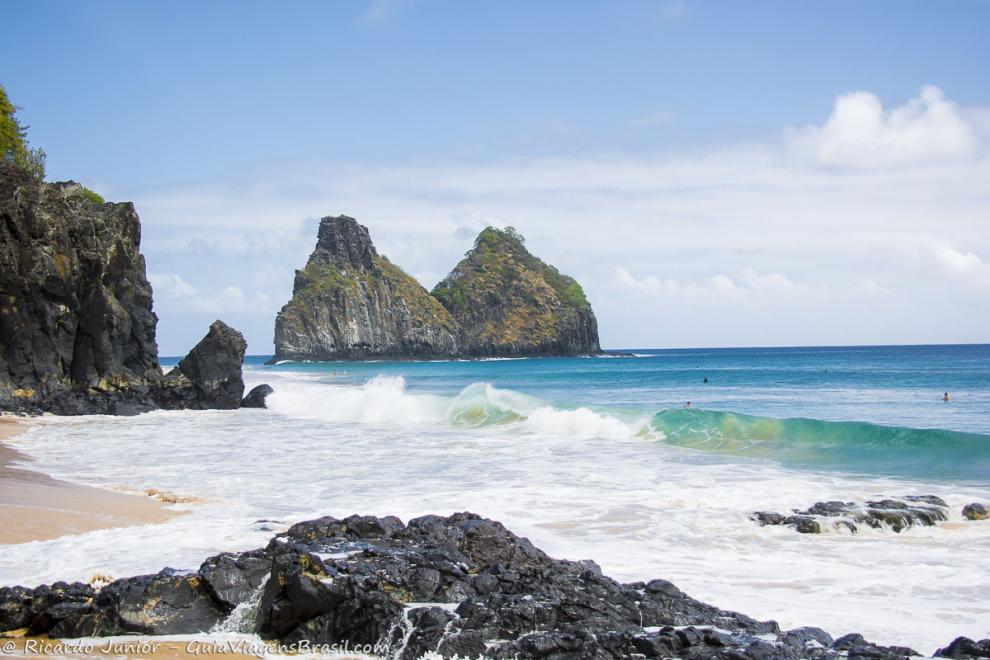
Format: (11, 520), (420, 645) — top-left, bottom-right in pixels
(17, 343), (987, 651)
(190, 344), (990, 482)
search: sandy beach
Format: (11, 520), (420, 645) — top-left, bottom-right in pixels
(0, 417), (179, 545)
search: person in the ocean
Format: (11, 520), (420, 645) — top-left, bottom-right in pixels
(703, 377), (709, 383)
(943, 392), (950, 402)
(685, 401), (692, 408)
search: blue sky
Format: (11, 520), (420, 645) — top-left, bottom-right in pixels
(3, 1), (989, 354)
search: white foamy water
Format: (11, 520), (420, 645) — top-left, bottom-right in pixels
(2, 370), (989, 654)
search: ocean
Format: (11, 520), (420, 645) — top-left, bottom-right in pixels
(3, 344), (989, 654)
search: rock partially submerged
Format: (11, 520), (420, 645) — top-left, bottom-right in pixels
(0, 512), (959, 659)
(936, 636), (990, 658)
(154, 321), (247, 410)
(240, 383), (274, 409)
(962, 503), (989, 521)
(753, 496), (949, 534)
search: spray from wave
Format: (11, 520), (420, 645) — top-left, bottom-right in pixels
(265, 375), (990, 480)
(267, 376), (652, 440)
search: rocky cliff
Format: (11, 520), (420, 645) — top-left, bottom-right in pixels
(432, 226), (600, 357)
(0, 162), (249, 415)
(273, 216), (459, 361)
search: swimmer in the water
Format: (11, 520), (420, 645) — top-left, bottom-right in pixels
(943, 392), (950, 402)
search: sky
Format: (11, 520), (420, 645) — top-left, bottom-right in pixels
(3, 1), (989, 354)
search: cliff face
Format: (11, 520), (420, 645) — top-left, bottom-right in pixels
(273, 216), (459, 361)
(0, 163), (248, 415)
(0, 163), (162, 414)
(432, 227), (600, 357)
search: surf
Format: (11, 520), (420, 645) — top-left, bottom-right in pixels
(650, 408), (990, 481)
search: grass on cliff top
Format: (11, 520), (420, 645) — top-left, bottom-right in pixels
(73, 186), (105, 205)
(432, 226), (591, 314)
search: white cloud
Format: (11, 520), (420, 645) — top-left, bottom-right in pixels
(148, 272), (196, 299)
(787, 85), (977, 168)
(126, 86), (990, 352)
(933, 246), (990, 287)
(612, 267), (805, 303)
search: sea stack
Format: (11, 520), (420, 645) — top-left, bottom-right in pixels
(272, 215), (459, 361)
(433, 226), (600, 357)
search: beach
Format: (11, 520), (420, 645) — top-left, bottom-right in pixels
(0, 417), (179, 546)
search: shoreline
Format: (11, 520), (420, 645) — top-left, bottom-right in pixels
(0, 417), (181, 546)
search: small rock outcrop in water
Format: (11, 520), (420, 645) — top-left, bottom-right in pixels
(962, 503), (989, 521)
(1, 511), (965, 659)
(240, 383), (274, 408)
(153, 321), (247, 410)
(936, 637), (990, 658)
(272, 216), (459, 361)
(0, 162), (248, 415)
(753, 496), (949, 534)
(432, 226), (601, 357)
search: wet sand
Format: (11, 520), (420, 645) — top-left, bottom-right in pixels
(0, 417), (180, 545)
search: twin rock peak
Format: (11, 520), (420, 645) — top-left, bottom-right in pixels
(272, 215), (601, 361)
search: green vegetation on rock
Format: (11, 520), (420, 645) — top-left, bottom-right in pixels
(274, 218), (600, 361)
(73, 186), (105, 205)
(431, 226), (599, 356)
(273, 216), (459, 360)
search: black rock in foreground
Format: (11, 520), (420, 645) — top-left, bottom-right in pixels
(2, 512), (980, 659)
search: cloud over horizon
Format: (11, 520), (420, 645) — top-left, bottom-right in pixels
(125, 86), (990, 354)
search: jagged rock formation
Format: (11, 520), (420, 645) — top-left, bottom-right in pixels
(0, 162), (247, 415)
(753, 495), (950, 534)
(274, 220), (602, 361)
(1, 511), (969, 658)
(272, 216), (459, 361)
(153, 321), (247, 410)
(432, 227), (601, 357)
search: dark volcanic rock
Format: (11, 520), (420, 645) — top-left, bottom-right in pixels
(0, 162), (161, 414)
(154, 320), (246, 410)
(272, 216), (459, 361)
(936, 636), (990, 658)
(0, 163), (249, 415)
(432, 226), (601, 357)
(198, 549), (272, 613)
(753, 496), (949, 534)
(0, 512), (958, 659)
(962, 503), (989, 521)
(240, 383), (274, 408)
